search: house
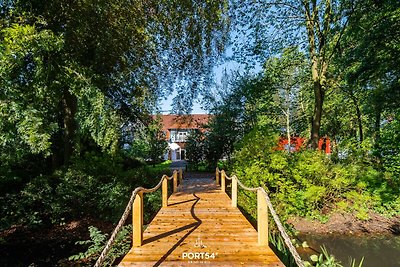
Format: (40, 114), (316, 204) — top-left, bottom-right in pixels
(158, 114), (209, 161)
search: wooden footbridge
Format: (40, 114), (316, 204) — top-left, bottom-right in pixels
(95, 169), (304, 267)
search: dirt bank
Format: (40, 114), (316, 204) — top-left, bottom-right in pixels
(288, 212), (400, 235)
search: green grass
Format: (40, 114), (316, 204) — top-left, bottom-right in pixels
(146, 160), (171, 172)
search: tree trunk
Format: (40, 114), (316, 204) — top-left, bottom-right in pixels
(303, 1), (331, 150)
(62, 89), (77, 165)
(51, 132), (62, 170)
(311, 80), (324, 149)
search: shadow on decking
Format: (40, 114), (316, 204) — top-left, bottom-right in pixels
(167, 198), (197, 206)
(144, 192), (202, 266)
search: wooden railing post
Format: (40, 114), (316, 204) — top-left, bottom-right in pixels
(162, 177), (168, 207)
(232, 177), (237, 207)
(133, 192), (143, 247)
(221, 171), (226, 192)
(216, 169), (220, 185)
(173, 171), (178, 193)
(257, 189), (268, 246)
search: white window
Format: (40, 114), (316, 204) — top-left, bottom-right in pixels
(177, 131), (188, 141)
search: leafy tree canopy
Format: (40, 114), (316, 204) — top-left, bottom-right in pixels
(0, 0), (230, 165)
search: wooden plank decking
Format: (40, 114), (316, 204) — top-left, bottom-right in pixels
(119, 177), (284, 266)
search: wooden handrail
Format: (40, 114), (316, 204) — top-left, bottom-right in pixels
(231, 177), (238, 208)
(95, 169), (183, 266)
(133, 192), (143, 246)
(134, 170), (183, 246)
(173, 171), (178, 193)
(215, 168), (304, 267)
(221, 171), (226, 192)
(215, 168), (220, 185)
(257, 189), (268, 246)
(162, 177), (168, 208)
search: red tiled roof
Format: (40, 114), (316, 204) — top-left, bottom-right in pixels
(157, 114), (210, 131)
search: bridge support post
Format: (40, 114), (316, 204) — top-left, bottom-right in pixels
(179, 168), (183, 184)
(221, 171), (226, 192)
(162, 177), (168, 207)
(232, 177), (237, 207)
(173, 171), (178, 193)
(216, 169), (220, 185)
(257, 189), (268, 246)
(133, 192), (143, 247)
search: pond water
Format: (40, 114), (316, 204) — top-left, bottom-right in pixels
(298, 234), (400, 267)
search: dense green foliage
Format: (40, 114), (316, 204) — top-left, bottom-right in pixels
(0, 0), (228, 231)
(201, 0), (400, 225)
(0, 0), (229, 167)
(206, 57), (400, 223)
(0, 1), (229, 264)
(230, 131), (400, 222)
(127, 115), (168, 164)
(1, 0), (399, 265)
(187, 2), (400, 266)
(231, 0), (354, 148)
(0, 152), (171, 230)
(185, 129), (205, 170)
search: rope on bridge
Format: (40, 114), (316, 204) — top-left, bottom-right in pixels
(94, 171), (176, 267)
(217, 168), (305, 267)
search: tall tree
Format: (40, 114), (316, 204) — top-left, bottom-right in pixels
(339, 0), (400, 146)
(147, 116), (168, 165)
(186, 129), (205, 169)
(263, 47), (309, 148)
(203, 72), (277, 164)
(231, 0), (353, 148)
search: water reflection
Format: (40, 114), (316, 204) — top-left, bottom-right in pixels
(298, 234), (400, 267)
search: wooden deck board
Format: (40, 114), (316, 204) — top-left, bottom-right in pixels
(119, 178), (284, 266)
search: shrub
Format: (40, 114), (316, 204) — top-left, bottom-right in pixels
(229, 128), (400, 222)
(0, 150), (172, 230)
(69, 225), (132, 266)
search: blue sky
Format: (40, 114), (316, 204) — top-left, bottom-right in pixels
(159, 35), (265, 114)
(160, 56), (250, 114)
(159, 58), (248, 114)
(159, 94), (206, 114)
